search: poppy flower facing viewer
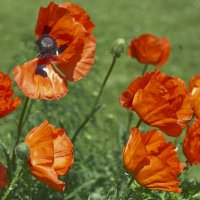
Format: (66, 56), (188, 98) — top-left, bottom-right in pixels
(183, 119), (200, 165)
(128, 34), (171, 67)
(20, 121), (74, 191)
(0, 70), (20, 118)
(120, 70), (193, 137)
(189, 74), (200, 118)
(123, 128), (184, 192)
(0, 162), (9, 188)
(13, 2), (96, 100)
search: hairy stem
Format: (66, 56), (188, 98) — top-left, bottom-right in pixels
(12, 97), (30, 167)
(2, 165), (24, 200)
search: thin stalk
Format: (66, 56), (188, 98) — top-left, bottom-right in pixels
(72, 105), (102, 142)
(16, 97), (30, 145)
(2, 165), (24, 200)
(12, 97), (30, 166)
(142, 64), (148, 76)
(136, 118), (142, 128)
(127, 178), (134, 187)
(91, 55), (117, 112)
(72, 55), (118, 143)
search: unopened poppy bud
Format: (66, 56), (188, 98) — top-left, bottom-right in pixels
(111, 38), (125, 57)
(15, 142), (30, 160)
(88, 192), (102, 200)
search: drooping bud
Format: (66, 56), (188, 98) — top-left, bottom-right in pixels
(111, 38), (125, 57)
(88, 192), (102, 200)
(15, 142), (30, 161)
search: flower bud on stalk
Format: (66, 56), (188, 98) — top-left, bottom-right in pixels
(111, 38), (125, 57)
(15, 143), (30, 161)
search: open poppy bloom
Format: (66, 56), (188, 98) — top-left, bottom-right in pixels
(0, 70), (20, 118)
(13, 2), (96, 100)
(183, 119), (200, 165)
(23, 121), (74, 191)
(123, 128), (184, 192)
(120, 70), (193, 137)
(128, 34), (171, 67)
(0, 162), (9, 188)
(189, 74), (200, 118)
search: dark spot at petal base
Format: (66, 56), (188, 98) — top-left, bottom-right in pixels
(35, 65), (48, 77)
(58, 44), (68, 54)
(43, 25), (51, 34)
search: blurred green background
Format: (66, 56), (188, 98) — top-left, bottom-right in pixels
(0, 0), (200, 199)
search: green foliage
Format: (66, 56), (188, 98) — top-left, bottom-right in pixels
(0, 0), (200, 199)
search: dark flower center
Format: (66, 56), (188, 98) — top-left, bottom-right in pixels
(35, 64), (48, 77)
(36, 34), (57, 58)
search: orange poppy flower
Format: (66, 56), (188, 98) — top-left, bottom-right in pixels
(123, 128), (184, 192)
(120, 70), (193, 137)
(189, 74), (200, 118)
(128, 34), (171, 67)
(24, 121), (74, 191)
(183, 119), (200, 165)
(0, 70), (20, 118)
(0, 162), (9, 188)
(13, 2), (96, 100)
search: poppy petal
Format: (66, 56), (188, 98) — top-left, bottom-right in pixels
(52, 128), (74, 176)
(61, 2), (95, 32)
(123, 128), (150, 174)
(25, 121), (54, 166)
(0, 162), (9, 188)
(0, 71), (21, 118)
(128, 34), (171, 67)
(189, 75), (200, 118)
(13, 58), (67, 100)
(35, 2), (74, 47)
(135, 156), (181, 192)
(183, 119), (200, 165)
(120, 70), (193, 137)
(30, 165), (65, 192)
(123, 128), (183, 192)
(24, 121), (74, 191)
(56, 34), (96, 82)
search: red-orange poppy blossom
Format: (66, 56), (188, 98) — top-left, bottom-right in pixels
(123, 128), (184, 192)
(13, 2), (96, 100)
(120, 70), (193, 137)
(189, 74), (200, 118)
(128, 34), (171, 67)
(24, 121), (74, 191)
(183, 119), (200, 165)
(0, 71), (20, 118)
(0, 162), (9, 188)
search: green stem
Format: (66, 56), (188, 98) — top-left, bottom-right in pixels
(2, 166), (24, 200)
(91, 55), (117, 112)
(142, 64), (148, 76)
(127, 178), (134, 187)
(72, 105), (102, 142)
(136, 118), (142, 128)
(12, 97), (30, 167)
(72, 55), (118, 143)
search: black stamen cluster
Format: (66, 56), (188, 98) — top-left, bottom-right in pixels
(36, 34), (57, 58)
